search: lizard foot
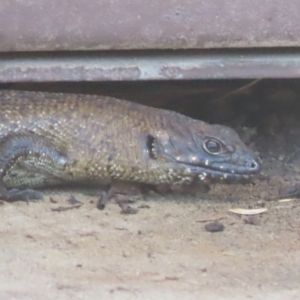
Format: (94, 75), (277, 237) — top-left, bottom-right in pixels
(0, 188), (44, 203)
(97, 181), (143, 213)
(98, 192), (140, 214)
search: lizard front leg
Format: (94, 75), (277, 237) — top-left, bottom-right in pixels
(0, 132), (69, 202)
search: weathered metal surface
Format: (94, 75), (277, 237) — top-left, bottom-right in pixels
(1, 0), (300, 51)
(1, 49), (300, 82)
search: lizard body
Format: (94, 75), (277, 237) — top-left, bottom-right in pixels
(0, 90), (260, 199)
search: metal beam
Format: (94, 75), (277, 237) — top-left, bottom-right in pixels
(1, 49), (300, 82)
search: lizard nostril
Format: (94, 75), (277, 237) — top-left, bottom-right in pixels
(246, 160), (260, 171)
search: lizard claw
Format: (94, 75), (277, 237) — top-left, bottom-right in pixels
(97, 190), (114, 210)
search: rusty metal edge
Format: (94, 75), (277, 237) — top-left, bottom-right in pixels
(1, 49), (300, 82)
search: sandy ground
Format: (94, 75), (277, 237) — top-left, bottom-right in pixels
(1, 80), (300, 299)
(1, 144), (300, 299)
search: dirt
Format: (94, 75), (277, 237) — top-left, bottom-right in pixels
(1, 80), (300, 299)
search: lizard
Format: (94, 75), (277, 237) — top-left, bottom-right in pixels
(0, 90), (261, 202)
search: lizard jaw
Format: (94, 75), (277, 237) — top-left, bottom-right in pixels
(198, 169), (255, 183)
(181, 161), (261, 183)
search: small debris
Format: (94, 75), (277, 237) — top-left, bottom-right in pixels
(204, 221), (225, 232)
(229, 208), (267, 215)
(275, 204), (300, 209)
(278, 198), (300, 202)
(51, 204), (82, 212)
(67, 195), (83, 205)
(138, 204), (151, 209)
(114, 227), (128, 231)
(122, 250), (132, 258)
(110, 286), (131, 293)
(256, 200), (265, 207)
(165, 276), (181, 281)
(116, 195), (138, 204)
(49, 196), (58, 203)
(24, 234), (35, 239)
(119, 203), (139, 214)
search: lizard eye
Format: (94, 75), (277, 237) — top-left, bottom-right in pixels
(203, 139), (223, 155)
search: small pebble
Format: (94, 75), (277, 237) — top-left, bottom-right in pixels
(122, 250), (132, 258)
(257, 200), (265, 207)
(204, 221), (225, 233)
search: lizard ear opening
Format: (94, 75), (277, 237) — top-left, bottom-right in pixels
(146, 134), (158, 159)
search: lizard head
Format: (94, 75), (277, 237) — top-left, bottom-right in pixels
(146, 117), (261, 184)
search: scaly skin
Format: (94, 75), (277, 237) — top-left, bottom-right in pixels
(0, 90), (260, 199)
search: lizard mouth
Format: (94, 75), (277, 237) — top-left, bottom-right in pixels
(197, 168), (257, 183)
(182, 159), (261, 183)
